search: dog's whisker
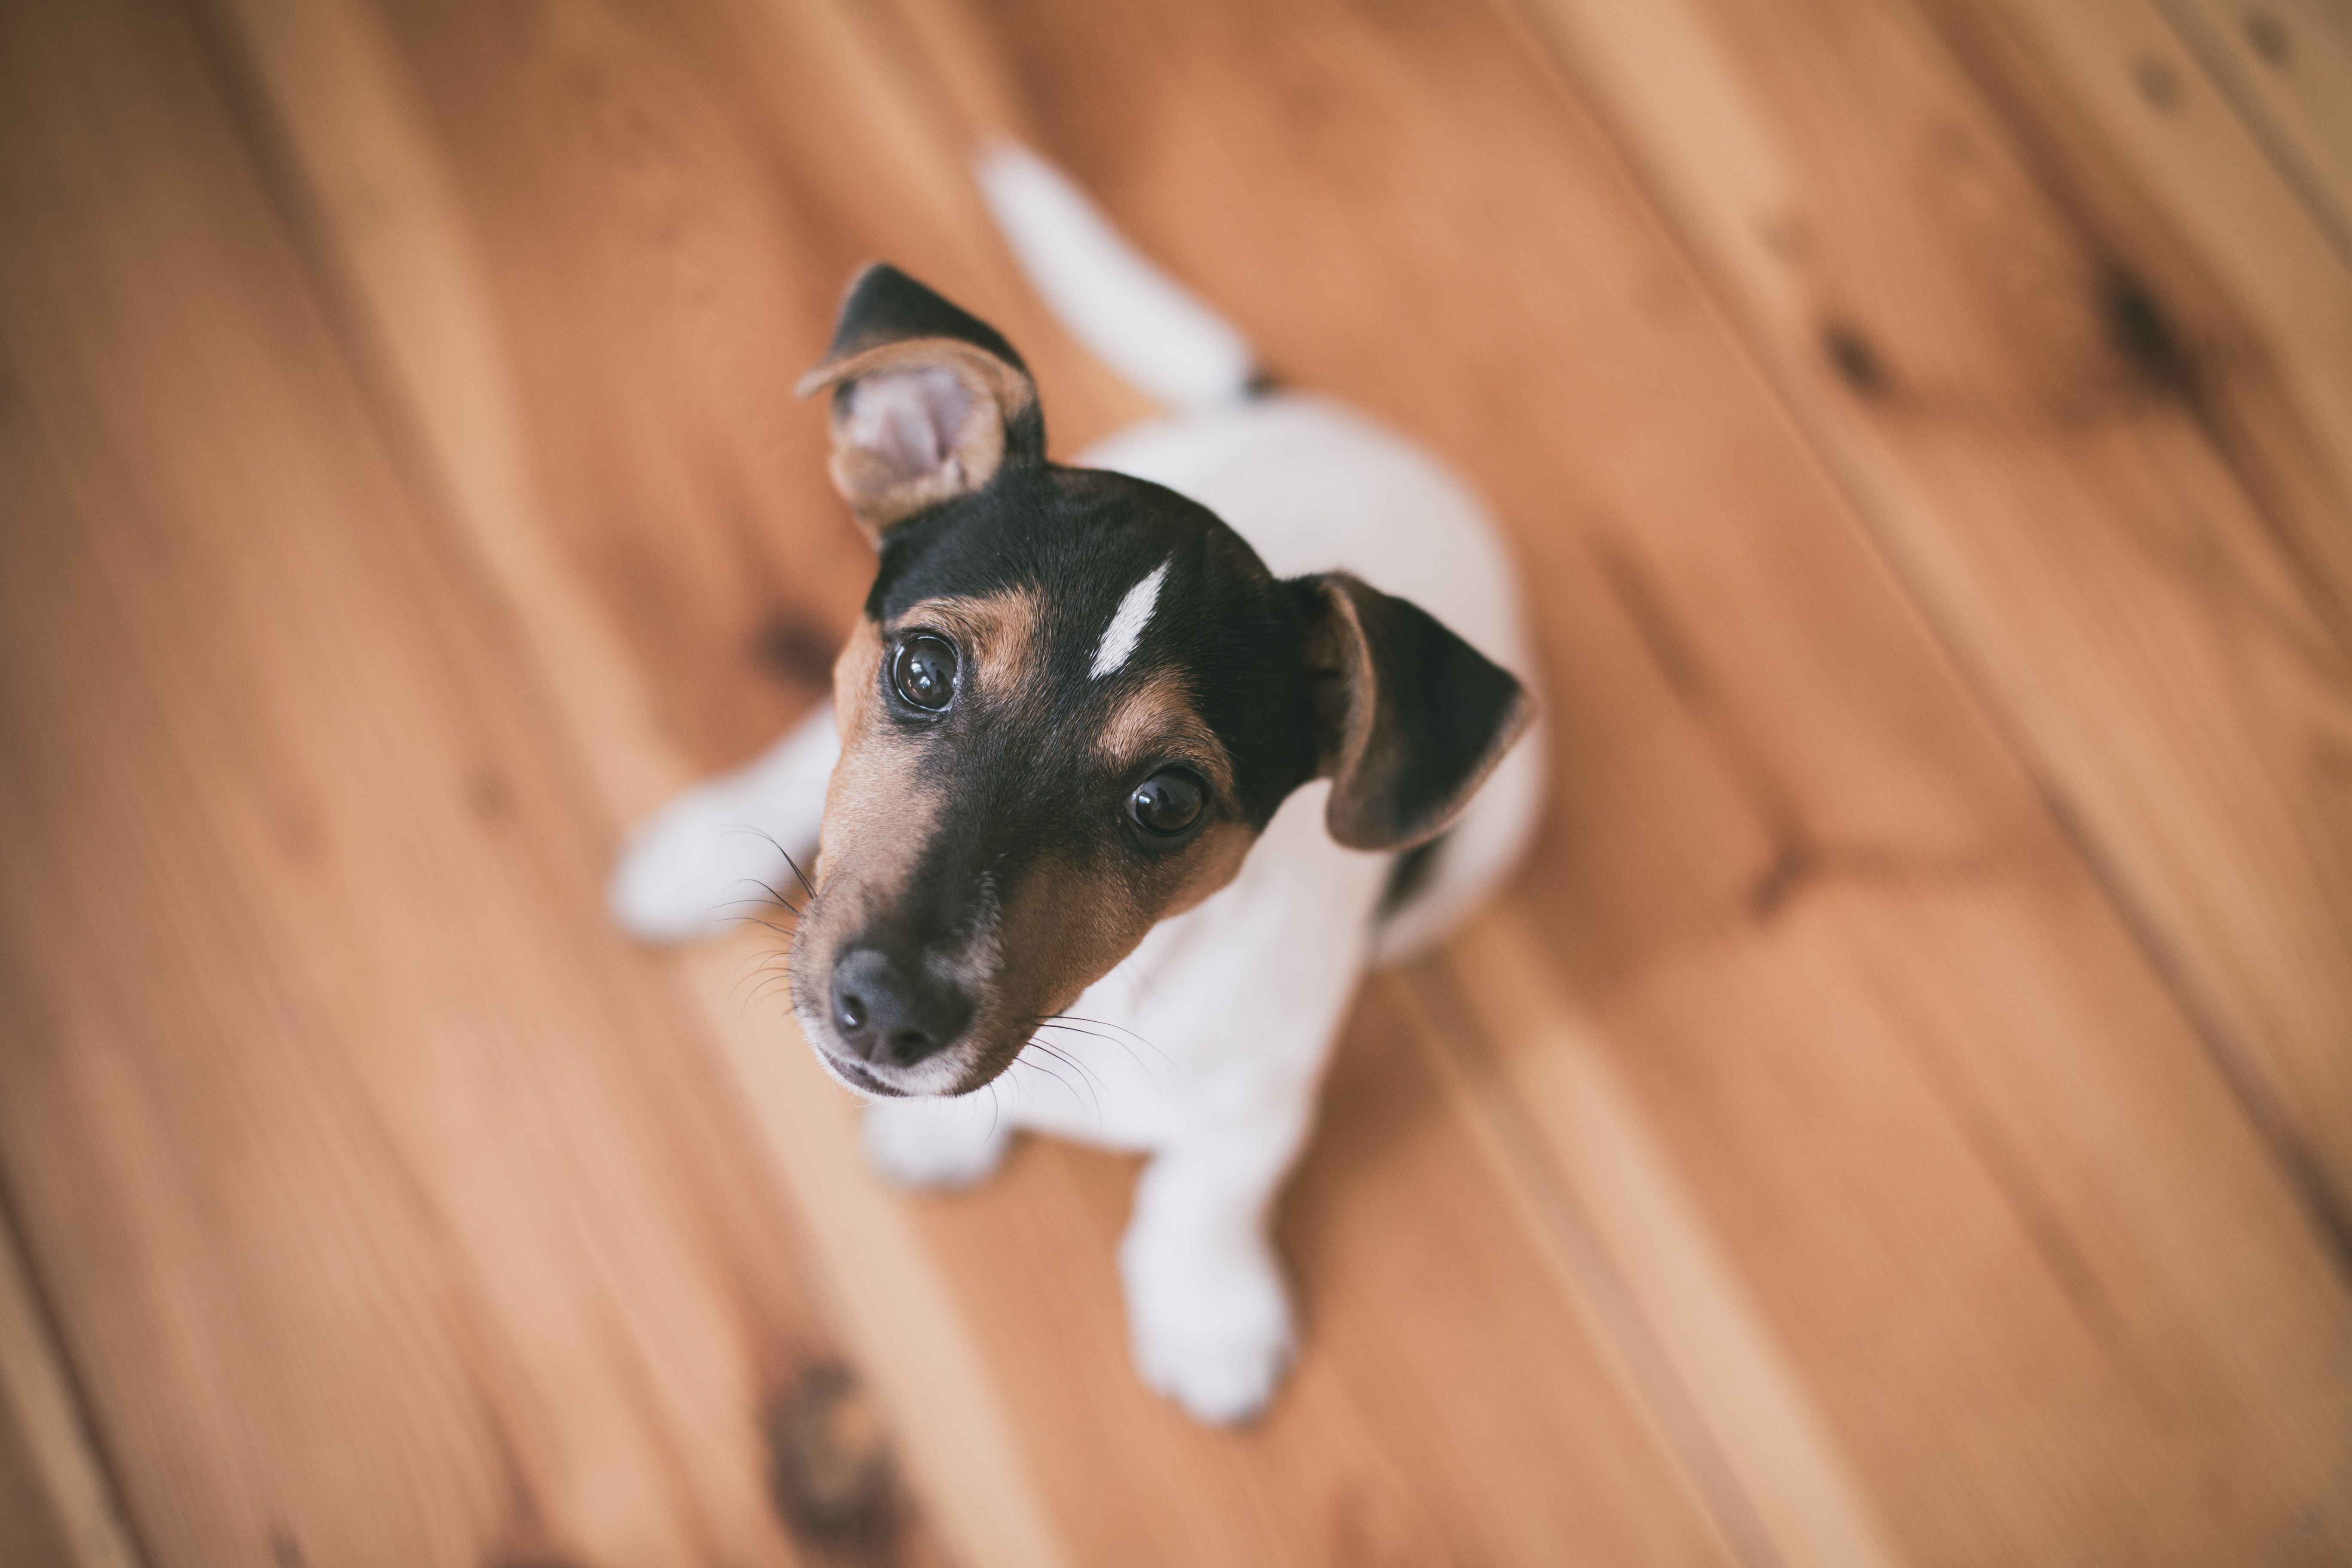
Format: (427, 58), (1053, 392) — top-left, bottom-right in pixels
(732, 961), (795, 1017)
(1012, 1046), (1089, 1115)
(720, 879), (802, 919)
(778, 848), (818, 902)
(1013, 1012), (1168, 1087)
(1025, 1012), (1174, 1067)
(1028, 1035), (1103, 1094)
(1023, 1037), (1106, 1121)
(1029, 1022), (1159, 1086)
(724, 943), (787, 998)
(1028, 1020), (1129, 1051)
(730, 824), (821, 902)
(1034, 1012), (1171, 1061)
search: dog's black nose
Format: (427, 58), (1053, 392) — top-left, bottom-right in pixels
(828, 947), (972, 1068)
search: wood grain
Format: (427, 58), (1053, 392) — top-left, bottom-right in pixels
(1513, 0), (2352, 1236)
(6, 0), (2350, 1561)
(1954, 0), (2352, 625)
(0, 1221), (138, 1568)
(185, 3), (1096, 1560)
(0, 0), (938, 1560)
(2155, 0), (2352, 253)
(1395, 937), (1902, 1568)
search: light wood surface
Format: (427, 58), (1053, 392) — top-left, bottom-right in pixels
(0, 1221), (138, 1568)
(2156, 0), (2352, 254)
(3, 0), (2347, 1564)
(1518, 0), (2352, 1237)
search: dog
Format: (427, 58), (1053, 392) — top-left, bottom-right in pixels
(611, 145), (1544, 1424)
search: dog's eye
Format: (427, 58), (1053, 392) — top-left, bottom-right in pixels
(891, 634), (959, 711)
(1127, 768), (1205, 837)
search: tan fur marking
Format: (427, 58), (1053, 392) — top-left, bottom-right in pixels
(1159, 820), (1255, 919)
(813, 619), (938, 919)
(977, 817), (1254, 1078)
(1092, 670), (1235, 799)
(890, 589), (1042, 705)
(1307, 585), (1377, 796)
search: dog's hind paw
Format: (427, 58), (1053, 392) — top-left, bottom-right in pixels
(862, 1094), (1015, 1189)
(1122, 1233), (1295, 1425)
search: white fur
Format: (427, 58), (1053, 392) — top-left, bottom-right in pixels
(608, 707), (839, 942)
(973, 143), (1255, 410)
(612, 148), (1543, 1424)
(1089, 557), (1168, 678)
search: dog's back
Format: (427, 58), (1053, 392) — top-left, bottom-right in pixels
(976, 144), (1545, 960)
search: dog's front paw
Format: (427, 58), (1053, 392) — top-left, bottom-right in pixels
(1121, 1229), (1295, 1425)
(609, 787), (801, 944)
(861, 1095), (1015, 1189)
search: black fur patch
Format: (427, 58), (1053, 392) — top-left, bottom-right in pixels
(852, 462), (1320, 963)
(1311, 573), (1530, 850)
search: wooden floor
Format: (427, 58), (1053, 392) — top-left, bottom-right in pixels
(3, 0), (2349, 1562)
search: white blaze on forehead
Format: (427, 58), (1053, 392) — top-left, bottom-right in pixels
(1090, 557), (1170, 679)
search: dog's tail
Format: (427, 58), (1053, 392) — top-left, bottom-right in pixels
(974, 142), (1258, 412)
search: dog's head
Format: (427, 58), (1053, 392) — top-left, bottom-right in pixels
(789, 266), (1531, 1096)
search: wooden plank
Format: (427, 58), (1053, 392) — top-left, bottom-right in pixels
(1953, 0), (2352, 628)
(0, 0), (945, 1561)
(895, 980), (1747, 1567)
(0, 1405), (79, 1568)
(922, 0), (2352, 1560)
(2156, 0), (2352, 252)
(1393, 942), (1901, 1568)
(0, 1222), (141, 1568)
(1510, 0), (2352, 1236)
(1928, 0), (2352, 625)
(178, 6), (1079, 1551)
(202, 0), (1761, 1561)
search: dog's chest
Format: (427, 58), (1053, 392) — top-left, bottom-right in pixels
(1001, 777), (1391, 1150)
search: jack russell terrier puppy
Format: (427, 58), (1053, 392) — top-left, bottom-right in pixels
(612, 145), (1544, 1424)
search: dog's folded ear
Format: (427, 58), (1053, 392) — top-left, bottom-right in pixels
(1302, 573), (1536, 851)
(797, 264), (1046, 540)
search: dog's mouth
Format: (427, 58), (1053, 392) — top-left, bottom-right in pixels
(808, 1044), (910, 1098)
(793, 985), (1022, 1101)
(803, 1030), (1024, 1101)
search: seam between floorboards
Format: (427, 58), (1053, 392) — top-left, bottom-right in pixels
(1915, 0), (2352, 657)
(1397, 959), (1790, 1568)
(2144, 0), (2352, 274)
(0, 1167), (154, 1568)
(158, 8), (1065, 1567)
(1498, 0), (2352, 1286)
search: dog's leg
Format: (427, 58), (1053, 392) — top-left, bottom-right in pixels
(1121, 1099), (1315, 1424)
(609, 701), (839, 943)
(862, 1090), (1017, 1188)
